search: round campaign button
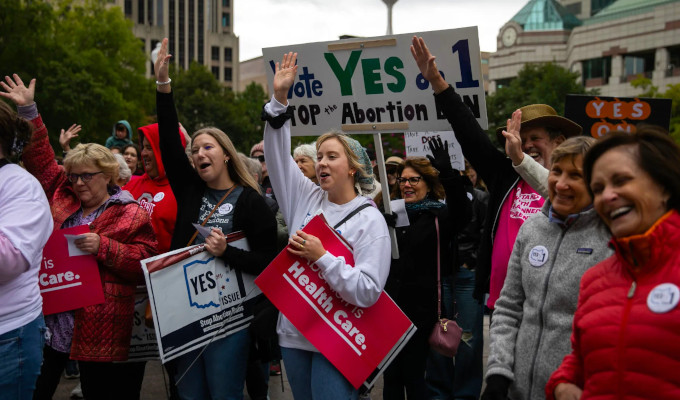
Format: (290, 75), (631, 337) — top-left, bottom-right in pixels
(218, 203), (233, 215)
(153, 192), (165, 202)
(647, 283), (680, 314)
(528, 245), (549, 267)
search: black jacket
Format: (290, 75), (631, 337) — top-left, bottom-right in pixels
(434, 86), (521, 302)
(385, 172), (471, 329)
(157, 91), (278, 276)
(457, 187), (489, 270)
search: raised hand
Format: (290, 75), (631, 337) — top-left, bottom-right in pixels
(426, 136), (454, 175)
(0, 74), (36, 106)
(59, 124), (82, 152)
(154, 38), (172, 93)
(410, 36), (447, 93)
(501, 109), (523, 165)
(273, 52), (298, 105)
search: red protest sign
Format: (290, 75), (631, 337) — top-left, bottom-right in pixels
(255, 215), (415, 389)
(39, 225), (104, 315)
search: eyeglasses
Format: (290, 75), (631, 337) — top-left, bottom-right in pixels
(252, 155), (265, 163)
(397, 176), (423, 186)
(67, 171), (103, 183)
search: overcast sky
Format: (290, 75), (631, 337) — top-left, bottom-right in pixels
(234, 0), (529, 61)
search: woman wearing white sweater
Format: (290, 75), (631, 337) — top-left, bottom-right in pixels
(263, 52), (391, 400)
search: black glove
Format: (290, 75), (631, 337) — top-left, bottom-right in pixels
(481, 375), (511, 400)
(381, 212), (397, 228)
(426, 137), (454, 176)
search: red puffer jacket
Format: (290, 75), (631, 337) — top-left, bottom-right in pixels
(23, 115), (158, 361)
(546, 210), (680, 399)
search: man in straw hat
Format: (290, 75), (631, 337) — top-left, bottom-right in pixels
(410, 37), (582, 312)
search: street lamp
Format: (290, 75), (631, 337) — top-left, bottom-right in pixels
(382, 0), (398, 35)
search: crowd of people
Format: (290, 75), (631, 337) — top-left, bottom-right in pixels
(1, 33), (679, 400)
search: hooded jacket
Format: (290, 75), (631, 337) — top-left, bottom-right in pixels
(105, 120), (133, 149)
(123, 123), (186, 254)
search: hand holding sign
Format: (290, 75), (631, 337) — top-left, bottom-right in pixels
(204, 227), (227, 257)
(273, 52), (298, 105)
(74, 232), (101, 255)
(288, 230), (325, 263)
(502, 109), (523, 166)
(410, 36), (448, 94)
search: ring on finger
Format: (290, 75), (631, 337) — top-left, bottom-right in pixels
(302, 239), (306, 245)
(299, 242), (304, 249)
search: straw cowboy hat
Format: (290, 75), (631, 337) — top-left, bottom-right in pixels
(496, 104), (582, 143)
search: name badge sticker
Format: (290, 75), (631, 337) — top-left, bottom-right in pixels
(529, 245), (549, 267)
(576, 248), (593, 254)
(647, 283), (680, 313)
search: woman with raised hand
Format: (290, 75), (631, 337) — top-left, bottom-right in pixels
(1, 74), (157, 400)
(0, 87), (53, 400)
(547, 127), (680, 400)
(263, 52), (391, 400)
(382, 140), (471, 399)
(481, 136), (612, 400)
(154, 39), (278, 400)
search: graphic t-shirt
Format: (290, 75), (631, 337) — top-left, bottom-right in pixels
(194, 186), (243, 244)
(488, 179), (544, 308)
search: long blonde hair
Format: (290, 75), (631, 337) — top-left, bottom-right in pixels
(191, 127), (261, 193)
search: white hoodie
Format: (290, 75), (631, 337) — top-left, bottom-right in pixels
(263, 97), (391, 352)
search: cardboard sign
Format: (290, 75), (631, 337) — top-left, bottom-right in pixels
(39, 225), (104, 315)
(255, 215), (415, 390)
(262, 27), (487, 135)
(126, 286), (159, 361)
(565, 95), (672, 138)
(141, 232), (261, 363)
(404, 131), (465, 171)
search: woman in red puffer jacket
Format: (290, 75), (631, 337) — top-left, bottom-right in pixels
(547, 126), (680, 399)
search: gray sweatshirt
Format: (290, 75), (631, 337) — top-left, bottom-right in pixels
(486, 202), (612, 400)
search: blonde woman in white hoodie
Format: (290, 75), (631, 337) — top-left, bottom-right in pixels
(263, 52), (391, 400)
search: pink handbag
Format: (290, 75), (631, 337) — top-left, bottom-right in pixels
(428, 217), (463, 358)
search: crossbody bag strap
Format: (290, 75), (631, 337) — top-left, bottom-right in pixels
(333, 203), (372, 230)
(435, 216), (442, 320)
(186, 185), (238, 247)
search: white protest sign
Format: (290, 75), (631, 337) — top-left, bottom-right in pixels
(142, 233), (261, 363)
(262, 27), (487, 136)
(403, 131), (465, 171)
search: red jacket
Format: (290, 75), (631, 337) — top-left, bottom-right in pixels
(547, 211), (680, 399)
(23, 115), (157, 361)
(123, 123), (186, 253)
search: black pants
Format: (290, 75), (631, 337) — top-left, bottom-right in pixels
(79, 360), (146, 400)
(33, 346), (69, 400)
(383, 327), (430, 400)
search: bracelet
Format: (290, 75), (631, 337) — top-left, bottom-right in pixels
(156, 78), (172, 86)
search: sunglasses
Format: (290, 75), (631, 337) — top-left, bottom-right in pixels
(67, 171), (103, 183)
(252, 155), (265, 163)
(397, 176), (423, 186)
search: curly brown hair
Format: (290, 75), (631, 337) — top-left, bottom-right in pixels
(391, 156), (445, 201)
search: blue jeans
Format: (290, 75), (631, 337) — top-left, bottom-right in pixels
(426, 268), (484, 400)
(0, 314), (46, 400)
(281, 347), (358, 400)
(171, 328), (250, 400)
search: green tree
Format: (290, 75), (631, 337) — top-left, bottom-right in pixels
(0, 0), (154, 149)
(631, 76), (680, 143)
(486, 62), (595, 145)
